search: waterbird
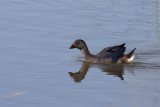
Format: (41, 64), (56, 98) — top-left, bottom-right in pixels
(69, 39), (136, 64)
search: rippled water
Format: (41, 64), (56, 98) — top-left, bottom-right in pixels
(0, 0), (160, 107)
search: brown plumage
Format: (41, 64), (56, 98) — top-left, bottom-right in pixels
(69, 39), (136, 64)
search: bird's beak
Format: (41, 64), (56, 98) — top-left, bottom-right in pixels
(69, 43), (76, 49)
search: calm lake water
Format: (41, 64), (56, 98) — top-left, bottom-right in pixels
(0, 0), (160, 107)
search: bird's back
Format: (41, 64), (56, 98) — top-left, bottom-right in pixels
(96, 43), (126, 63)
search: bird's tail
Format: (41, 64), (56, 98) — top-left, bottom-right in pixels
(126, 48), (136, 62)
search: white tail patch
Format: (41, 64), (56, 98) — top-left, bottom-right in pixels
(127, 54), (135, 62)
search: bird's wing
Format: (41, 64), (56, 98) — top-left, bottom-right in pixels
(96, 43), (126, 62)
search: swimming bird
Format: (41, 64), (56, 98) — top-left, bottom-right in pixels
(69, 39), (136, 64)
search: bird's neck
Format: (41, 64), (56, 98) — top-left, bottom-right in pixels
(80, 45), (95, 60)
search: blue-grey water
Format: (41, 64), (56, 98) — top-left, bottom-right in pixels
(0, 0), (160, 107)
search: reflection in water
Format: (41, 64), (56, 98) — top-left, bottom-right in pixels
(69, 61), (135, 82)
(98, 64), (124, 80)
(69, 61), (90, 82)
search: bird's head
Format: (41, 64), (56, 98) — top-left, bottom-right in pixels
(69, 39), (86, 50)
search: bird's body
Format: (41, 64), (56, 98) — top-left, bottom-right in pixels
(70, 39), (136, 64)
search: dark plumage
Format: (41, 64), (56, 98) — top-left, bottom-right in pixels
(69, 39), (136, 64)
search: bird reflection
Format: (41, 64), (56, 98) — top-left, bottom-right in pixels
(68, 61), (131, 82)
(69, 61), (90, 82)
(98, 64), (124, 80)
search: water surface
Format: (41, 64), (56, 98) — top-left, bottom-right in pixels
(0, 0), (160, 107)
